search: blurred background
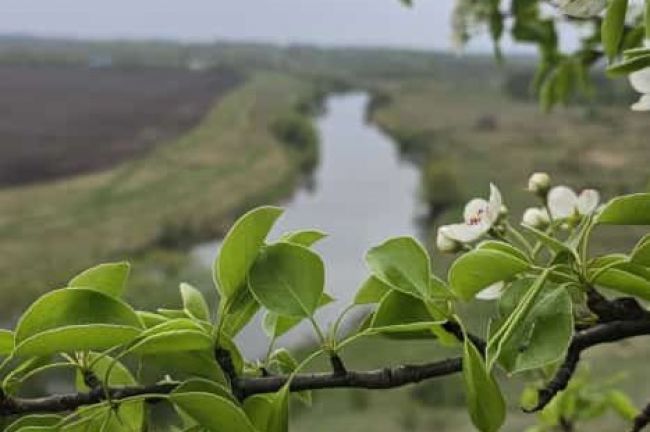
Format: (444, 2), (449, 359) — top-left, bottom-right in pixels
(1, 1), (650, 431)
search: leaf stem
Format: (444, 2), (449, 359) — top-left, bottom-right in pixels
(505, 221), (533, 254)
(330, 304), (358, 350)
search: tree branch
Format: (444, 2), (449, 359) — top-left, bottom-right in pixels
(526, 318), (650, 412)
(0, 358), (463, 416)
(586, 287), (649, 323)
(2, 317), (649, 418)
(631, 400), (650, 432)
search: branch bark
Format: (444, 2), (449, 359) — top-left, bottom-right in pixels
(631, 401), (650, 432)
(1, 317), (649, 417)
(526, 318), (650, 412)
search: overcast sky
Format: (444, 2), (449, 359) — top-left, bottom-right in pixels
(0, 0), (576, 52)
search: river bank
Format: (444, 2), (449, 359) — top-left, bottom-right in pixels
(0, 72), (323, 319)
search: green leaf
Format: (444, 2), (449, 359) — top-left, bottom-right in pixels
(267, 385), (290, 432)
(607, 53), (650, 75)
(0, 329), (14, 356)
(354, 276), (392, 305)
(608, 390), (639, 420)
(268, 349), (314, 406)
(14, 288), (142, 357)
(462, 338), (506, 432)
(497, 286), (574, 373)
(215, 206), (284, 300)
(217, 332), (244, 375)
(59, 407), (110, 432)
(598, 194), (650, 224)
(180, 283), (211, 321)
(221, 288), (260, 338)
(129, 319), (213, 355)
(601, 0), (628, 60)
(280, 229), (327, 247)
(370, 290), (439, 339)
(5, 414), (62, 432)
(137, 311), (168, 328)
(243, 394), (274, 430)
(69, 261), (130, 298)
(365, 236), (431, 299)
(244, 386), (290, 432)
(173, 378), (237, 404)
(269, 348), (299, 373)
(477, 240), (530, 263)
(157, 308), (190, 319)
(449, 249), (529, 301)
(170, 392), (257, 432)
(591, 262), (650, 300)
(144, 350), (226, 383)
(631, 234), (650, 266)
(75, 353), (143, 432)
(519, 225), (577, 259)
(249, 242), (324, 318)
(487, 268), (552, 371)
(2, 356), (51, 394)
(262, 294), (333, 339)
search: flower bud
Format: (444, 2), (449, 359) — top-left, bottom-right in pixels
(527, 172), (551, 197)
(522, 207), (550, 229)
(436, 226), (462, 253)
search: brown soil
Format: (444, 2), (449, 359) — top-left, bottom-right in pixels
(0, 64), (242, 187)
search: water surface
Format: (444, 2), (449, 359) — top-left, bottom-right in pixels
(194, 93), (422, 357)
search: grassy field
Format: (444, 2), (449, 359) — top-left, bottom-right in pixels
(368, 75), (650, 264)
(0, 71), (318, 318)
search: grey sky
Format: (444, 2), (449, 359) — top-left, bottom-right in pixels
(0, 0), (574, 52)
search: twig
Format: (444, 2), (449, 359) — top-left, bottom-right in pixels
(631, 401), (650, 432)
(1, 316), (649, 417)
(526, 319), (650, 412)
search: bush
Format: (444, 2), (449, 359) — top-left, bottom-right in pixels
(271, 113), (319, 173)
(420, 159), (462, 218)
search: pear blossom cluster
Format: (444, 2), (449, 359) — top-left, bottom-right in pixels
(435, 173), (600, 300)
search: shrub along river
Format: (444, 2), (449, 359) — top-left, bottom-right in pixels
(193, 93), (424, 358)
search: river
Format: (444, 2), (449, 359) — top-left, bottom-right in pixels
(193, 93), (423, 358)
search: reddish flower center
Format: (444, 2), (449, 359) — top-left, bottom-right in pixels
(468, 208), (486, 226)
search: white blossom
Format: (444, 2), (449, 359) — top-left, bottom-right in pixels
(527, 172), (551, 195)
(522, 207), (551, 229)
(436, 226), (461, 253)
(547, 186), (600, 219)
(441, 184), (503, 243)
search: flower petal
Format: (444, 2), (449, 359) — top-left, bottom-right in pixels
(577, 189), (600, 215)
(476, 282), (505, 300)
(488, 183), (503, 224)
(548, 186), (578, 219)
(444, 223), (485, 243)
(522, 207), (550, 228)
(629, 68), (650, 94)
(436, 226), (460, 253)
(463, 198), (489, 223)
(631, 94), (650, 112)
